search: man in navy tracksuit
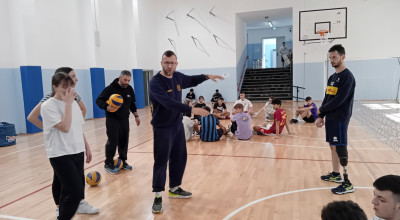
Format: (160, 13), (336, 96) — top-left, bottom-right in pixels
(149, 50), (223, 213)
(316, 44), (356, 195)
(96, 70), (140, 174)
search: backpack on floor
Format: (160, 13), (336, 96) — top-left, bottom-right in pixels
(0, 122), (17, 147)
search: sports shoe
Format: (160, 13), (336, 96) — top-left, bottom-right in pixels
(226, 125), (231, 134)
(104, 163), (120, 174)
(321, 172), (343, 183)
(122, 161), (132, 170)
(331, 182), (355, 195)
(152, 197), (163, 213)
(290, 119), (298, 124)
(168, 187), (192, 198)
(76, 200), (99, 214)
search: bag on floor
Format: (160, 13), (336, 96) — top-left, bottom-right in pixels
(0, 122), (17, 147)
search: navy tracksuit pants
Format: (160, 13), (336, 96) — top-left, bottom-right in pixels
(152, 122), (187, 192)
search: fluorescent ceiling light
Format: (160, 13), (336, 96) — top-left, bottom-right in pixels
(268, 21), (273, 27)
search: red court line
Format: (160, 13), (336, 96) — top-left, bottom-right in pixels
(0, 184), (52, 210)
(130, 151), (400, 165)
(0, 138), (153, 210)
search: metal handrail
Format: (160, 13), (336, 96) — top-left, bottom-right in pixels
(237, 56), (249, 93)
(293, 85), (305, 102)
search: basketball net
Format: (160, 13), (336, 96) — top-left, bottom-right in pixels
(318, 30), (329, 44)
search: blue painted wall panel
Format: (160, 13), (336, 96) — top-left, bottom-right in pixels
(132, 69), (145, 109)
(90, 68), (106, 118)
(20, 66), (43, 133)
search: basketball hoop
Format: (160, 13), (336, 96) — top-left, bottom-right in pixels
(317, 30), (329, 44)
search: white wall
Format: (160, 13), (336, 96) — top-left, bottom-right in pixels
(132, 0), (161, 70)
(10, 0), (94, 68)
(0, 1), (14, 67)
(95, 0), (137, 69)
(247, 26), (292, 44)
(292, 0), (400, 63)
(151, 0), (237, 70)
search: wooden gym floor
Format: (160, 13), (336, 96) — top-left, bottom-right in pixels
(0, 101), (399, 220)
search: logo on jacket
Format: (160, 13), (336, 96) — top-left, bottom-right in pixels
(177, 84), (181, 91)
(326, 86), (338, 95)
(127, 95), (131, 97)
(336, 77), (340, 83)
(333, 137), (338, 142)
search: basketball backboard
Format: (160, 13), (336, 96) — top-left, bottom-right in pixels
(299, 7), (347, 42)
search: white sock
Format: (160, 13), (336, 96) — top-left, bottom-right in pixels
(155, 192), (162, 197)
(170, 186), (179, 192)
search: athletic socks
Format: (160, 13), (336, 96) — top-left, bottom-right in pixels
(170, 186), (179, 192)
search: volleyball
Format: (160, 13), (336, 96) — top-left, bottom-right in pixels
(86, 171), (102, 187)
(106, 94), (123, 112)
(114, 158), (123, 170)
(107, 94), (123, 107)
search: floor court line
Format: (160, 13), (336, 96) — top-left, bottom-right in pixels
(232, 140), (392, 150)
(288, 135), (400, 142)
(128, 151), (400, 165)
(0, 214), (36, 220)
(0, 145), (43, 159)
(222, 186), (374, 220)
(0, 138), (153, 210)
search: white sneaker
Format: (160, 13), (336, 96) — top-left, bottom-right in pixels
(76, 200), (99, 214)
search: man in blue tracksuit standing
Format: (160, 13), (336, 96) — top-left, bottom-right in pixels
(149, 50), (223, 213)
(316, 44), (356, 195)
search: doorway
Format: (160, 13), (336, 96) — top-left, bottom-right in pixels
(262, 38), (276, 68)
(142, 70), (154, 106)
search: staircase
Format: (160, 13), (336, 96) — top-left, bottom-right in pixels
(240, 67), (292, 102)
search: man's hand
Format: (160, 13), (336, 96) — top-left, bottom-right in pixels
(207, 75), (224, 82)
(316, 118), (325, 128)
(135, 117), (140, 126)
(107, 105), (121, 112)
(192, 107), (209, 117)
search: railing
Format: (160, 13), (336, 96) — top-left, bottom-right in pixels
(237, 56), (249, 93)
(293, 86), (305, 102)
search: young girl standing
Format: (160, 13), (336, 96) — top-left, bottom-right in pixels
(41, 72), (97, 219)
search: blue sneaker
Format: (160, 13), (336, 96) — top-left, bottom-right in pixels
(331, 182), (354, 195)
(104, 163), (120, 174)
(122, 161), (132, 170)
(321, 172), (343, 183)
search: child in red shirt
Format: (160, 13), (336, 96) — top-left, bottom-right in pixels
(253, 99), (294, 139)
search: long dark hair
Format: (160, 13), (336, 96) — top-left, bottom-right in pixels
(51, 72), (75, 97)
(55, 67), (73, 74)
